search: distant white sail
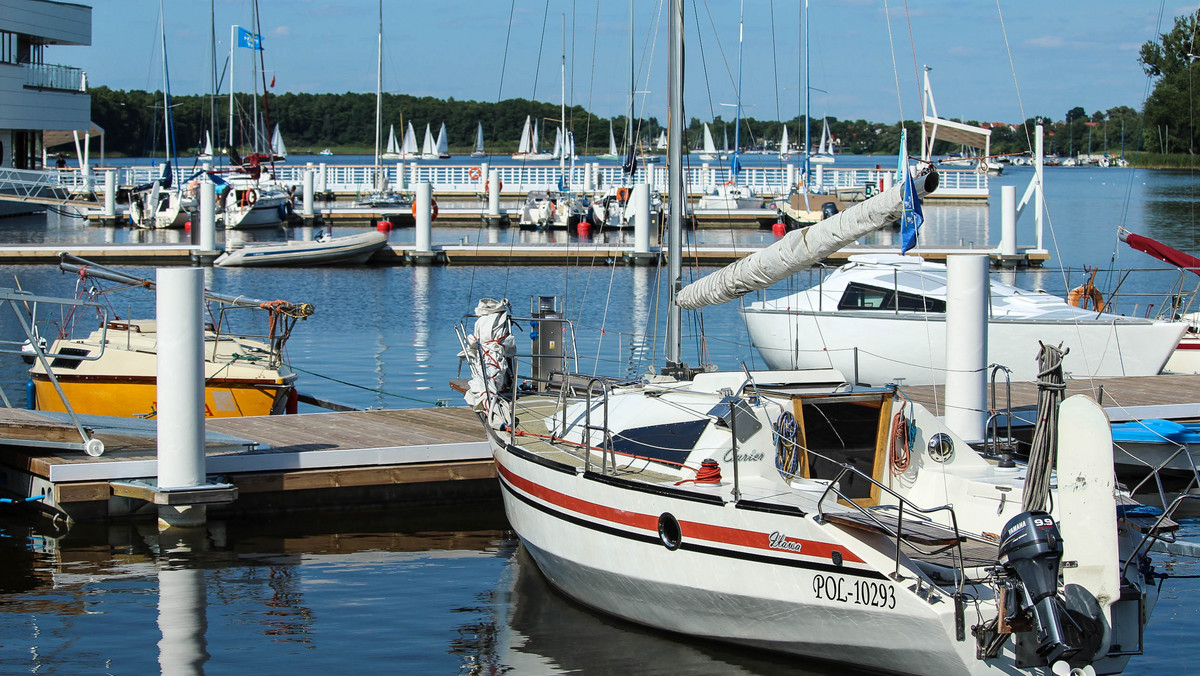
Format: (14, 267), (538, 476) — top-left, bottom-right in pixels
(421, 124), (435, 157)
(402, 122), (418, 154)
(702, 124), (717, 154)
(436, 122), (450, 158)
(201, 131), (213, 158)
(271, 123), (287, 159)
(474, 122), (485, 153)
(779, 126), (790, 157)
(385, 125), (400, 156)
(608, 121), (618, 155)
(517, 116), (532, 155)
(656, 131), (667, 150)
(552, 127), (562, 159)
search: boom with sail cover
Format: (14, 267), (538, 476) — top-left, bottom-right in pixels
(676, 168), (939, 309)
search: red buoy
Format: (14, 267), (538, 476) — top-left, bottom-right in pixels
(772, 221), (787, 236)
(184, 220), (192, 231)
(377, 220), (393, 232)
(576, 222), (592, 238)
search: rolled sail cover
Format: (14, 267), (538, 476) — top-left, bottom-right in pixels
(676, 169), (939, 309)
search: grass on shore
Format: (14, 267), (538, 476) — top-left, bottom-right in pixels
(1123, 151), (1200, 169)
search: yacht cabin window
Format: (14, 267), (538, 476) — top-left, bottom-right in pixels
(836, 282), (946, 313)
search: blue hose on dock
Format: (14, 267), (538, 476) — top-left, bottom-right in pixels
(0, 494), (46, 505)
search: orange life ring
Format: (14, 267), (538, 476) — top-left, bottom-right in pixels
(484, 178), (503, 192)
(468, 166), (482, 181)
(616, 187), (630, 202)
(240, 188), (257, 208)
(1067, 285), (1105, 311)
(411, 199), (439, 222)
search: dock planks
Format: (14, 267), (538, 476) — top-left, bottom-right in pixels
(0, 406), (494, 519)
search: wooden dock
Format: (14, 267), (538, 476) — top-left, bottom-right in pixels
(900, 373), (1200, 424)
(0, 243), (1051, 267)
(0, 406), (495, 521)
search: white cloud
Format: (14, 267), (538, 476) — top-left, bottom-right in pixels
(273, 26), (290, 37)
(1027, 36), (1064, 48)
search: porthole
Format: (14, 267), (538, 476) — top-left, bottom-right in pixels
(658, 512), (682, 550)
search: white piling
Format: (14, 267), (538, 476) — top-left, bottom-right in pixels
(318, 163), (328, 192)
(103, 169), (116, 218)
(785, 164), (795, 193)
(487, 169), (501, 219)
(395, 162), (406, 191)
(479, 162), (489, 192)
(583, 162), (594, 192)
(1000, 185), (1017, 256)
(815, 164), (824, 191)
(156, 267), (207, 529)
(633, 183), (650, 254)
(302, 169), (315, 218)
(702, 163), (712, 191)
(882, 172), (895, 192)
(198, 181), (216, 254)
(415, 182), (432, 253)
(945, 254), (989, 444)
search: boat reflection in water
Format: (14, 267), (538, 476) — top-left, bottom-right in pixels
(488, 547), (875, 676)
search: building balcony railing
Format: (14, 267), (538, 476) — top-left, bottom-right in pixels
(23, 63), (86, 92)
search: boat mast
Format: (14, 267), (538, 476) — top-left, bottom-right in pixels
(374, 0), (382, 182)
(228, 24), (235, 151)
(666, 0), (683, 368)
(731, 0), (743, 181)
(803, 0), (810, 186)
(158, 0), (172, 163)
(559, 14), (566, 181)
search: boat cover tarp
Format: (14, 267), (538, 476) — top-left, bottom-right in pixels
(1121, 231), (1200, 276)
(675, 169), (939, 310)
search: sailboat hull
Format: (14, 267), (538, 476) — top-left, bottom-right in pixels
(494, 432), (1020, 676)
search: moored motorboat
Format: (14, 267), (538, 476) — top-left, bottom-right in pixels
(214, 231), (388, 267)
(28, 255), (313, 419)
(742, 254), (1186, 386)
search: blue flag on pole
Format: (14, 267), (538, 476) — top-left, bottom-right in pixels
(237, 27), (263, 50)
(898, 130), (924, 253)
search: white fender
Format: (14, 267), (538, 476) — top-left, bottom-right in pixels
(1056, 395), (1118, 655)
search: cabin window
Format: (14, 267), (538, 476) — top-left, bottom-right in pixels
(837, 282), (946, 313)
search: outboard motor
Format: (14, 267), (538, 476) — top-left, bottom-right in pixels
(821, 201), (838, 219)
(998, 511), (1074, 665)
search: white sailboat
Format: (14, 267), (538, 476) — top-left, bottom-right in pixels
(270, 123), (287, 160)
(129, 0), (191, 230)
(778, 125), (791, 159)
(382, 124), (401, 160)
(435, 122), (450, 159)
(470, 121), (486, 158)
(811, 117), (835, 164)
(512, 115), (553, 161)
(598, 120), (619, 159)
(353, 0), (410, 210)
(656, 130), (667, 150)
(697, 122), (718, 160)
(401, 121), (418, 159)
(421, 123), (437, 159)
(458, 5), (1183, 674)
(199, 131), (214, 161)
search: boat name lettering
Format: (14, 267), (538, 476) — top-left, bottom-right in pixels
(723, 449), (765, 463)
(767, 531), (804, 553)
(812, 574), (895, 610)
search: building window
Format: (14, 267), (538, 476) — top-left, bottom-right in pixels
(0, 32), (16, 65)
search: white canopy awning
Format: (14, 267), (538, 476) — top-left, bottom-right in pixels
(44, 122), (105, 148)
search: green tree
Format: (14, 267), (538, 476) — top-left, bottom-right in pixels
(1138, 9), (1200, 154)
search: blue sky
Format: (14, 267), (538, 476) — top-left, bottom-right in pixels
(75, 1), (1195, 125)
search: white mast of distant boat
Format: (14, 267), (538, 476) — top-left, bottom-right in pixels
(373, 0), (382, 187)
(558, 13), (567, 185)
(666, 0), (682, 366)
